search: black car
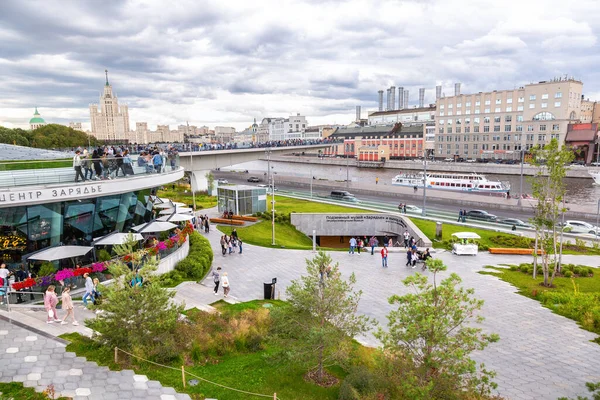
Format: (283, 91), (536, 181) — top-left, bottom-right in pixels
(247, 176), (260, 182)
(466, 210), (497, 221)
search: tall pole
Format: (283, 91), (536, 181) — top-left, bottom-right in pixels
(190, 150), (196, 209)
(517, 149), (524, 206)
(346, 156), (349, 188)
(266, 150), (271, 186)
(271, 172), (275, 246)
(558, 199), (566, 270)
(422, 151), (427, 217)
(596, 198), (600, 240)
(310, 168), (313, 198)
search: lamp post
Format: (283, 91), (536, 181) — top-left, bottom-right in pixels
(517, 149), (524, 207)
(190, 149), (196, 210)
(422, 151), (427, 217)
(558, 199), (566, 270)
(596, 198), (600, 240)
(271, 172), (276, 246)
(310, 168), (313, 198)
(346, 155), (349, 188)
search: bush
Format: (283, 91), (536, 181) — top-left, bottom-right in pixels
(339, 366), (381, 400)
(527, 267), (534, 275)
(489, 235), (533, 248)
(563, 270), (573, 278)
(573, 267), (582, 276)
(520, 265), (529, 273)
(588, 268), (594, 277)
(173, 231), (213, 281)
(509, 265), (518, 271)
(97, 249), (112, 262)
(38, 262), (56, 278)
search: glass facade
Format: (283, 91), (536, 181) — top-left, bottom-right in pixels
(0, 190), (153, 267)
(217, 186), (267, 215)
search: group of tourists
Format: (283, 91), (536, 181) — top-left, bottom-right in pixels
(347, 234), (432, 269)
(210, 266), (230, 297)
(219, 229), (243, 256)
(44, 272), (104, 326)
(194, 214), (210, 233)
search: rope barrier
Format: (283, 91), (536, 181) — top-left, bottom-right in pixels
(115, 347), (280, 399)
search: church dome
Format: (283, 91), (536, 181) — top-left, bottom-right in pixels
(29, 107), (46, 124)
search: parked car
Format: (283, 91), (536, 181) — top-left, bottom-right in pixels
(330, 190), (359, 203)
(497, 218), (532, 228)
(466, 159), (477, 163)
(404, 205), (422, 214)
(466, 210), (497, 221)
(562, 220), (599, 235)
(247, 176), (260, 182)
(217, 179), (228, 184)
(443, 158), (454, 162)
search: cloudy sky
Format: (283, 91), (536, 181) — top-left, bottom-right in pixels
(1, 0), (599, 131)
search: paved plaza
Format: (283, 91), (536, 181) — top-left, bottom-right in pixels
(2, 221), (600, 399)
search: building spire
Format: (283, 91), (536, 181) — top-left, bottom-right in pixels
(105, 69), (109, 86)
(34, 107), (39, 115)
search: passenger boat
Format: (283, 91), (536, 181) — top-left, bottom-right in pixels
(590, 170), (600, 185)
(391, 172), (510, 193)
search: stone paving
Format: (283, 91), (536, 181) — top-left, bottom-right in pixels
(0, 318), (191, 399)
(199, 225), (600, 400)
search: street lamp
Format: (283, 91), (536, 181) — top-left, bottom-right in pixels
(346, 155), (349, 188)
(271, 172), (276, 246)
(517, 149), (525, 206)
(422, 150), (427, 217)
(596, 198), (600, 240)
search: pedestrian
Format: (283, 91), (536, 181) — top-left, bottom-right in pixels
(238, 238), (243, 254)
(222, 272), (230, 298)
(60, 286), (78, 326)
(376, 177), (379, 185)
(369, 236), (377, 255)
(349, 237), (357, 254)
(403, 204), (407, 213)
(44, 285), (60, 324)
(380, 246), (388, 268)
(92, 278), (102, 309)
(458, 209), (463, 222)
(211, 267), (221, 295)
(0, 263), (11, 305)
(14, 265), (28, 304)
(411, 249), (419, 269)
(231, 229), (238, 241)
(204, 218), (210, 233)
(220, 235), (227, 256)
(403, 230), (410, 248)
(357, 238), (362, 255)
(507, 190), (510, 199)
(82, 273), (94, 308)
(413, 185), (418, 193)
(73, 150), (85, 182)
(388, 237), (393, 248)
(228, 236), (233, 254)
(383, 235), (389, 247)
(462, 210), (467, 223)
(405, 248), (412, 267)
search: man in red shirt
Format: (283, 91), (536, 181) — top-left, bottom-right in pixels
(380, 246), (388, 268)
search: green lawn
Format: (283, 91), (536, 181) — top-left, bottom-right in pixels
(0, 158), (71, 170)
(0, 382), (70, 399)
(157, 182), (217, 210)
(218, 196), (371, 250)
(211, 299), (289, 315)
(60, 299), (355, 400)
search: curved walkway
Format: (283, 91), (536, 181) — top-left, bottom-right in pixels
(201, 222), (600, 400)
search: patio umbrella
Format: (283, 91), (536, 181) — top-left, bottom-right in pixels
(93, 232), (144, 246)
(158, 207), (193, 215)
(131, 221), (177, 233)
(27, 245), (94, 262)
(157, 214), (194, 222)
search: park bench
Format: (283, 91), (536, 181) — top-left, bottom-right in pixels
(231, 215), (259, 222)
(210, 218), (245, 226)
(488, 248), (543, 255)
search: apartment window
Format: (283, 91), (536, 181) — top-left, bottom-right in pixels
(504, 134), (511, 141)
(530, 95), (536, 101)
(540, 124), (546, 131)
(504, 125), (511, 132)
(473, 117), (480, 124)
(456, 111), (462, 115)
(516, 125), (523, 132)
(439, 119), (444, 124)
(464, 144), (469, 151)
(465, 118), (470, 124)
(483, 135), (489, 141)
(465, 110), (471, 115)
(529, 104), (535, 109)
(473, 135), (479, 141)
(517, 105), (524, 111)
(551, 133), (560, 140)
(495, 107), (501, 112)
(296, 124), (299, 129)
(448, 103), (453, 109)
(455, 118), (461, 125)
(542, 94), (549, 100)
(439, 128), (444, 134)
(485, 100), (491, 105)
(518, 97), (524, 103)
(504, 115), (512, 122)
(538, 134), (546, 141)
(447, 127), (452, 133)
(493, 135), (500, 141)
(464, 135), (469, 141)
(492, 116), (499, 123)
(440, 112), (445, 116)
(447, 144), (451, 151)
(527, 134), (534, 141)
(507, 98), (513, 104)
(466, 102), (471, 107)
(473, 143), (478, 150)
(495, 99), (502, 104)
(448, 112), (453, 116)
(475, 101), (481, 106)
(483, 126), (490, 132)
(554, 102), (561, 107)
(552, 124), (560, 130)
(465, 126), (470, 133)
(516, 115), (523, 122)
(447, 120), (452, 125)
(541, 103), (547, 108)
(440, 104), (445, 109)
(482, 144), (489, 150)
(457, 103), (462, 108)
(475, 109), (480, 114)
(515, 134), (521, 141)
(527, 125), (534, 132)
(474, 126), (480, 133)
(438, 144), (443, 152)
(494, 125), (500, 132)
(456, 127), (461, 133)
(555, 92), (562, 98)
(506, 107), (512, 112)
(455, 144), (460, 151)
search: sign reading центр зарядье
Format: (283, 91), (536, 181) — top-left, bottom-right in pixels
(0, 184), (104, 206)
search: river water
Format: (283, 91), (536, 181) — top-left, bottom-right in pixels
(225, 160), (600, 207)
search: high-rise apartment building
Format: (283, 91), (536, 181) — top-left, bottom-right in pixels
(89, 70), (130, 142)
(434, 78), (583, 159)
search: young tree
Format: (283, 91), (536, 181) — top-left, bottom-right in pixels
(376, 258), (499, 399)
(529, 139), (574, 286)
(271, 251), (372, 385)
(86, 235), (184, 361)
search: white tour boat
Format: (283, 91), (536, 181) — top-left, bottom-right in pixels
(590, 170), (600, 185)
(391, 172), (510, 193)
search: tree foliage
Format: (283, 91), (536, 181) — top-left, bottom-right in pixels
(375, 258), (500, 400)
(528, 139), (574, 286)
(270, 251), (372, 384)
(86, 235), (183, 362)
(0, 124), (97, 149)
(559, 381), (600, 400)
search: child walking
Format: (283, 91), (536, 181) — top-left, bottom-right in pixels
(44, 285), (60, 324)
(60, 286), (78, 326)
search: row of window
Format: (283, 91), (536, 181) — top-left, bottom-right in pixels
(439, 123), (560, 134)
(439, 92), (564, 110)
(438, 102), (562, 116)
(437, 134), (560, 142)
(437, 142), (540, 155)
(439, 115), (558, 126)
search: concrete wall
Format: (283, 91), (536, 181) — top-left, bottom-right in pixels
(291, 213), (432, 247)
(155, 238), (190, 275)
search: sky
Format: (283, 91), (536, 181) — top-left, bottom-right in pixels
(1, 0), (600, 132)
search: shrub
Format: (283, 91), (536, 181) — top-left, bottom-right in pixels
(97, 249), (112, 262)
(173, 231), (213, 281)
(339, 366), (381, 400)
(519, 265), (529, 273)
(563, 270), (573, 278)
(509, 265), (518, 271)
(527, 267), (534, 275)
(573, 267), (581, 276)
(38, 262), (56, 278)
(588, 268), (594, 277)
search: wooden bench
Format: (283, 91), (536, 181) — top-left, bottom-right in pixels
(488, 248), (543, 255)
(210, 218), (245, 226)
(231, 215), (259, 222)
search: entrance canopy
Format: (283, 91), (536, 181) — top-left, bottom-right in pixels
(28, 245), (93, 261)
(157, 214), (195, 222)
(132, 221), (177, 233)
(93, 232), (144, 246)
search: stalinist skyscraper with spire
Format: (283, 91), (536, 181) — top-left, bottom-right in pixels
(89, 70), (130, 142)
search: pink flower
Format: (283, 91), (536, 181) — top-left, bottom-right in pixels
(156, 242), (168, 251)
(55, 269), (74, 281)
(92, 262), (107, 272)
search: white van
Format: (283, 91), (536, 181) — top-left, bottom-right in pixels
(330, 190), (358, 202)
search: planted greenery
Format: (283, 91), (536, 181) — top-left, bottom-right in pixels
(158, 231), (214, 287)
(156, 181), (217, 210)
(0, 382), (70, 400)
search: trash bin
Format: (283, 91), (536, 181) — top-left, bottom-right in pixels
(263, 278), (277, 300)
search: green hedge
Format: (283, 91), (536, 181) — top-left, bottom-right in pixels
(158, 231), (214, 287)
